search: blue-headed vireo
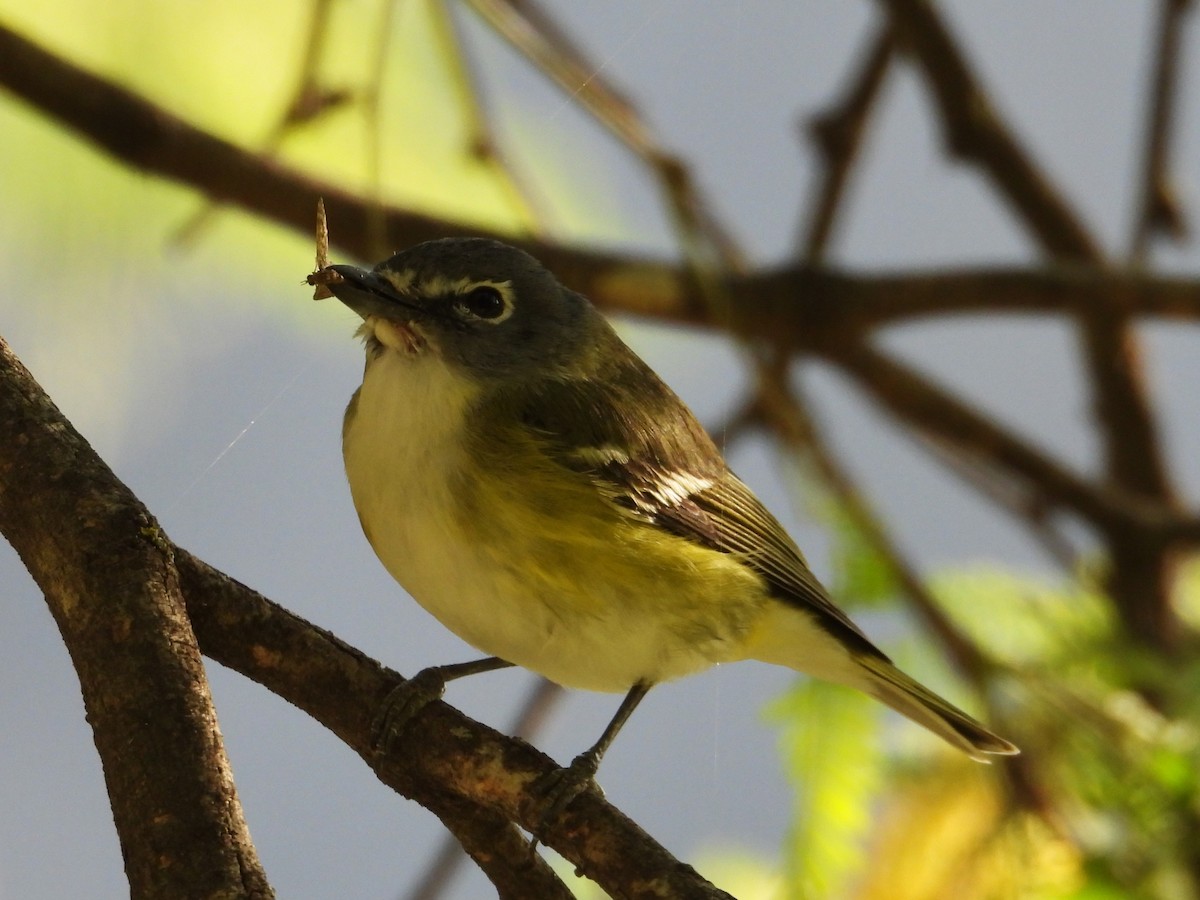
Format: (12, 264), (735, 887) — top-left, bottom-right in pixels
(313, 237), (1016, 809)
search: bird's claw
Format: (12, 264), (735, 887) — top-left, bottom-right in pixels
(529, 751), (603, 852)
(371, 668), (449, 755)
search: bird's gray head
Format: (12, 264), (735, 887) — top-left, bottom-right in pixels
(324, 238), (596, 381)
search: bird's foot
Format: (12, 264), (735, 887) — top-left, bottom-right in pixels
(529, 750), (603, 852)
(371, 667), (450, 755)
(372, 657), (512, 756)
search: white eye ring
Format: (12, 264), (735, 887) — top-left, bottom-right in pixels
(454, 285), (514, 323)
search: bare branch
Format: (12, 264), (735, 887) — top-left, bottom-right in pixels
(4, 23), (1200, 333)
(878, 0), (1103, 262)
(878, 0), (1182, 648)
(740, 264), (1200, 338)
(1130, 0), (1194, 260)
(463, 0), (746, 269)
(407, 679), (564, 900)
(177, 551), (734, 900)
(0, 336), (273, 899)
(430, 0), (551, 240)
(173, 0), (350, 247)
(819, 339), (1171, 535)
(826, 339), (1198, 655)
(754, 362), (995, 684)
(799, 24), (895, 261)
(177, 551), (578, 899)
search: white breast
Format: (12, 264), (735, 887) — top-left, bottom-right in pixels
(344, 349), (497, 632)
(345, 349), (584, 669)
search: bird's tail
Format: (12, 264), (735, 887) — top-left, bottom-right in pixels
(854, 655), (1018, 761)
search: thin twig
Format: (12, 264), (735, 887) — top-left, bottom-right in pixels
(1130, 0), (1194, 261)
(790, 16), (1010, 689)
(799, 24), (895, 261)
(463, 0), (745, 272)
(821, 340), (1160, 536)
(879, 0), (1180, 649)
(430, 0), (549, 238)
(173, 0), (348, 246)
(357, 0), (403, 261)
(878, 0), (1102, 262)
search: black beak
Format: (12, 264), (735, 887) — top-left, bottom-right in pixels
(324, 265), (422, 321)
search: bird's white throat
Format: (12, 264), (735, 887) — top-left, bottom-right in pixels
(344, 344), (478, 522)
(361, 315), (427, 356)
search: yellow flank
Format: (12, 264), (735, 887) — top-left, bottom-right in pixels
(465, 457), (764, 617)
(449, 416), (774, 684)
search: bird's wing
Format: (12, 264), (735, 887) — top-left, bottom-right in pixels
(520, 364), (889, 662)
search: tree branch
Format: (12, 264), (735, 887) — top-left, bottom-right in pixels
(0, 335), (273, 899)
(878, 0), (1102, 261)
(7, 22), (1200, 339)
(754, 363), (994, 684)
(4, 20), (1200, 338)
(176, 550), (733, 900)
(173, 0), (351, 247)
(408, 678), (564, 900)
(878, 0), (1182, 649)
(177, 548), (577, 899)
(799, 22), (895, 261)
(740, 264), (1200, 338)
(465, 0), (746, 268)
(1130, 0), (1194, 260)
(819, 339), (1174, 536)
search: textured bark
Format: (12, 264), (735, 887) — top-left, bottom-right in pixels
(0, 335), (272, 899)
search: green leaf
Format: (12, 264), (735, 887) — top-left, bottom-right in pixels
(824, 499), (900, 609)
(767, 679), (883, 899)
(926, 566), (1112, 666)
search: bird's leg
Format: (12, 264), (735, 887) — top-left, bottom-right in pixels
(373, 656), (513, 754)
(533, 682), (651, 845)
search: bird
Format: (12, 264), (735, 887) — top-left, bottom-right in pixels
(313, 236), (1017, 823)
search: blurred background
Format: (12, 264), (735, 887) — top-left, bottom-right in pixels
(1, 1), (1199, 897)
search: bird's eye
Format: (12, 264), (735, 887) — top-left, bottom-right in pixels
(458, 286), (507, 320)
